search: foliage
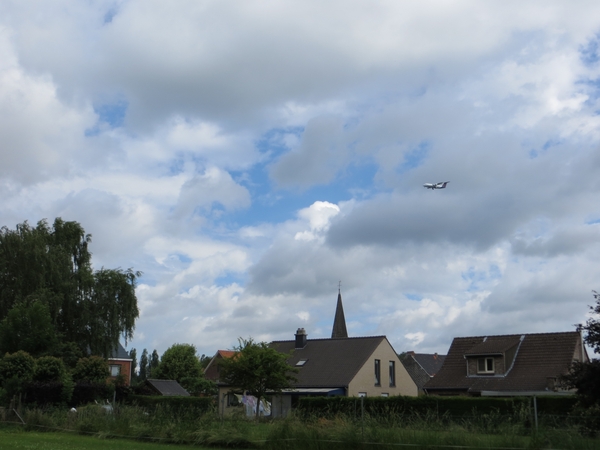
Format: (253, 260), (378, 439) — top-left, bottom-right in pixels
(150, 349), (159, 377)
(53, 341), (84, 370)
(128, 394), (214, 414)
(153, 343), (216, 395)
(180, 376), (217, 396)
(219, 337), (297, 419)
(562, 290), (600, 412)
(72, 356), (109, 383)
(129, 348), (137, 382)
(0, 218), (140, 357)
(295, 395), (577, 420)
(0, 350), (35, 384)
(139, 348), (149, 380)
(0, 301), (59, 357)
(154, 344), (201, 380)
(33, 356), (66, 382)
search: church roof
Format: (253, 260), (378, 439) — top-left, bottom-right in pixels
(331, 291), (348, 338)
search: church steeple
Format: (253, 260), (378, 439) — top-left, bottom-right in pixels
(331, 284), (348, 338)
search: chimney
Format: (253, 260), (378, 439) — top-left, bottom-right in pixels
(295, 328), (307, 349)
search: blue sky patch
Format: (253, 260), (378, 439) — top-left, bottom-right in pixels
(95, 100), (128, 128)
(580, 34), (600, 66)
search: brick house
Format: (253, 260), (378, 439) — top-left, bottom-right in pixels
(107, 343), (133, 386)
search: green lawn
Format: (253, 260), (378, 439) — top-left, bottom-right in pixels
(0, 430), (213, 450)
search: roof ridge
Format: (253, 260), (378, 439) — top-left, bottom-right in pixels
(455, 331), (578, 340)
(271, 335), (386, 344)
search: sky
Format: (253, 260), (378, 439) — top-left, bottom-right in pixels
(1, 0), (600, 360)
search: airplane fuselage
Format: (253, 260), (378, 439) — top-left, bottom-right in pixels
(423, 181), (449, 190)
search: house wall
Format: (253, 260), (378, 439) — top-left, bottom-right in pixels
(107, 359), (132, 385)
(348, 340), (418, 397)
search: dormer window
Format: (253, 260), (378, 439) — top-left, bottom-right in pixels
(477, 357), (494, 374)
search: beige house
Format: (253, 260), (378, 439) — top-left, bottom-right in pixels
(216, 290), (418, 416)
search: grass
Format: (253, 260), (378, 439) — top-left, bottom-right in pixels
(3, 404), (600, 450)
(0, 428), (212, 449)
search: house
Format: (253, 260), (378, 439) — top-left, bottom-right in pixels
(107, 343), (133, 386)
(423, 331), (588, 397)
(139, 379), (190, 396)
(400, 352), (446, 394)
(204, 350), (236, 383)
(216, 289), (418, 416)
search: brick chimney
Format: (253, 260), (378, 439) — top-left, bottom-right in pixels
(295, 328), (307, 349)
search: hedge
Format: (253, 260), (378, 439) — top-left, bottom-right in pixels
(127, 394), (214, 415)
(296, 395), (578, 419)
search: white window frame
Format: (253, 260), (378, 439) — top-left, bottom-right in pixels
(477, 357), (494, 374)
(109, 364), (121, 377)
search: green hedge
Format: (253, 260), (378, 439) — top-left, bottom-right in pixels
(127, 394), (214, 415)
(296, 395), (577, 419)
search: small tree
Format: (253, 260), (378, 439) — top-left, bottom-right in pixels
(149, 350), (159, 377)
(139, 349), (149, 380)
(129, 348), (137, 383)
(219, 338), (297, 419)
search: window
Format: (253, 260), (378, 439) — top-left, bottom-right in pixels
(389, 361), (396, 387)
(374, 359), (381, 386)
(477, 357), (494, 373)
(227, 393), (240, 406)
(358, 392), (367, 397)
(381, 393), (389, 397)
(109, 365), (121, 377)
(296, 359), (308, 366)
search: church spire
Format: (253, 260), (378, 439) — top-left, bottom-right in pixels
(331, 283), (348, 338)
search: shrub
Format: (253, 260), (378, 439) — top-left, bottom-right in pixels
(72, 356), (108, 383)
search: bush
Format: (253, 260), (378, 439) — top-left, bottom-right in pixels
(128, 394), (214, 415)
(72, 356), (108, 383)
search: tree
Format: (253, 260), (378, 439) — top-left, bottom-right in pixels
(0, 301), (58, 357)
(149, 349), (160, 377)
(562, 291), (600, 406)
(129, 348), (138, 382)
(219, 338), (297, 419)
(153, 343), (215, 395)
(139, 349), (149, 380)
(0, 218), (140, 357)
(154, 344), (202, 381)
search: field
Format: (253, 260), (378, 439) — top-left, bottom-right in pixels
(0, 429), (209, 450)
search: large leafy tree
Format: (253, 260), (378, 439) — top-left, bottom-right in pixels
(0, 218), (140, 357)
(154, 343), (216, 395)
(219, 338), (297, 419)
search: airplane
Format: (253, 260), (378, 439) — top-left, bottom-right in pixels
(423, 181), (449, 190)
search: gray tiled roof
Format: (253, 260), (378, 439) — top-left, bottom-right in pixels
(145, 379), (190, 396)
(401, 353), (446, 391)
(413, 353), (446, 377)
(271, 336), (386, 388)
(424, 331), (581, 393)
(109, 342), (131, 360)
